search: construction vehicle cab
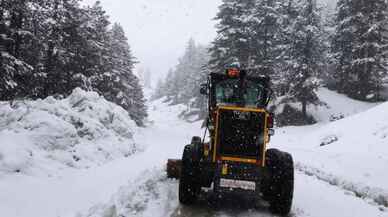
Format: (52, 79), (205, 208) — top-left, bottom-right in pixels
(167, 67), (294, 215)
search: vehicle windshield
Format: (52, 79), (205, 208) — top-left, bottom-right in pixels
(215, 79), (264, 107)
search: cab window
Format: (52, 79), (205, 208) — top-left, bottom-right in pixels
(215, 79), (264, 107)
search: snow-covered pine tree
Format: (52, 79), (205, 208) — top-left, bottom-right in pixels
(33, 0), (89, 97)
(331, 0), (388, 101)
(151, 78), (165, 100)
(155, 38), (209, 118)
(99, 23), (147, 126)
(21, 1), (50, 98)
(277, 0), (300, 94)
(350, 0), (388, 101)
(209, 0), (257, 72)
(331, 0), (354, 94)
(126, 74), (148, 126)
(167, 39), (209, 105)
(1, 0), (148, 125)
(79, 1), (111, 91)
(250, 0), (285, 76)
(0, 0), (33, 100)
(191, 50), (211, 119)
(179, 38), (203, 104)
(143, 68), (152, 88)
(209, 0), (287, 81)
(283, 0), (326, 117)
(162, 68), (178, 102)
(180, 42), (210, 117)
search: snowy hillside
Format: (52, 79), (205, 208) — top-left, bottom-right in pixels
(0, 88), (142, 177)
(273, 101), (388, 208)
(301, 87), (378, 122)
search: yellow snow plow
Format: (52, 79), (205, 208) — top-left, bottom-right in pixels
(166, 67), (294, 215)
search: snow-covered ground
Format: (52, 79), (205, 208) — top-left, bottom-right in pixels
(1, 88), (387, 217)
(0, 88), (142, 177)
(272, 101), (388, 209)
(274, 87), (378, 123)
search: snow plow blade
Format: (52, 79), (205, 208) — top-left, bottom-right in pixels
(167, 159), (181, 179)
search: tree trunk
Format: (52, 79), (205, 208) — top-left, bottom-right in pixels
(302, 100), (307, 119)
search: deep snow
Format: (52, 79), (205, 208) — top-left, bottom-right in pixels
(0, 88), (141, 177)
(272, 101), (388, 209)
(0, 88), (387, 217)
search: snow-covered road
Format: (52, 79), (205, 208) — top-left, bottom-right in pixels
(1, 97), (387, 217)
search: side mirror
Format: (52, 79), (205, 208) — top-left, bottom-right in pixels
(200, 83), (208, 95)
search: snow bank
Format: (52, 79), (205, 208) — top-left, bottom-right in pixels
(273, 101), (388, 209)
(0, 88), (141, 176)
(84, 169), (178, 217)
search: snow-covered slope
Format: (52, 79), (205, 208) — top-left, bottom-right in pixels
(273, 101), (388, 208)
(0, 88), (141, 177)
(275, 87), (378, 123)
(311, 87), (378, 122)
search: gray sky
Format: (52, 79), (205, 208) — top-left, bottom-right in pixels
(83, 0), (222, 82)
(82, 0), (337, 84)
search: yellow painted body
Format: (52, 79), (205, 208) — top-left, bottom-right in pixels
(212, 105), (269, 167)
(222, 163), (228, 175)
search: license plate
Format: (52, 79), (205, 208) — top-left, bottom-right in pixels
(220, 178), (256, 190)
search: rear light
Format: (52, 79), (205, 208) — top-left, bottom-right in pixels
(267, 113), (274, 128)
(226, 68), (240, 77)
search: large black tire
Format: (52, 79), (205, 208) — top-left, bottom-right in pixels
(264, 148), (294, 215)
(179, 145), (200, 205)
(191, 136), (203, 162)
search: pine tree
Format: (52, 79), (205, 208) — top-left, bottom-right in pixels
(151, 78), (165, 100)
(283, 0), (326, 117)
(163, 68), (177, 101)
(98, 23), (147, 126)
(156, 39), (209, 118)
(209, 0), (287, 80)
(0, 0), (34, 100)
(331, 0), (353, 94)
(331, 0), (388, 101)
(143, 68), (152, 88)
(251, 0), (284, 75)
(77, 1), (111, 92)
(351, 0), (388, 100)
(0, 0), (148, 125)
(209, 0), (257, 72)
(277, 0), (300, 94)
(179, 38), (200, 104)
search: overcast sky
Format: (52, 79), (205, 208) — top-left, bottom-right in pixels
(82, 0), (337, 84)
(83, 0), (222, 82)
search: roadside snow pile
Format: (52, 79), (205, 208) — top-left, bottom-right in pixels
(273, 101), (388, 208)
(0, 88), (141, 176)
(84, 168), (178, 217)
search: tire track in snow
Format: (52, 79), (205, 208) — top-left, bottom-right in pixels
(83, 167), (298, 217)
(295, 162), (388, 211)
